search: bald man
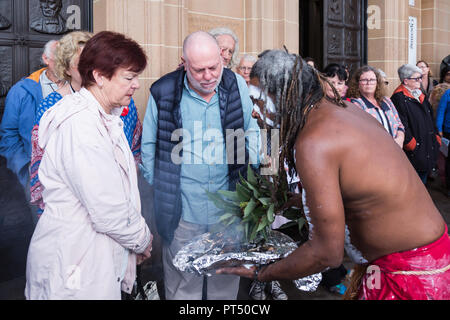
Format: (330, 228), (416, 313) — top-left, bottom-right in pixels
(140, 31), (260, 300)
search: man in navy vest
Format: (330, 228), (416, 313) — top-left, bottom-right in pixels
(140, 31), (260, 300)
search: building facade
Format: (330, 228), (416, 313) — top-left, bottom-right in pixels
(0, 0), (448, 119)
(92, 0), (300, 118)
(92, 0), (449, 118)
(367, 0), (449, 94)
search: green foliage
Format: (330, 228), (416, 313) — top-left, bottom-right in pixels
(207, 164), (306, 243)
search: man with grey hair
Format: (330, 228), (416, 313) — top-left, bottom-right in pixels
(209, 27), (239, 69)
(40, 39), (65, 98)
(0, 39), (61, 188)
(0, 38), (62, 225)
(391, 64), (440, 184)
(141, 31), (260, 300)
(236, 54), (257, 86)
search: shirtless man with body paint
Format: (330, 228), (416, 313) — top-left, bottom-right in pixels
(218, 50), (450, 300)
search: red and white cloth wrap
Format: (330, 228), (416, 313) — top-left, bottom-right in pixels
(356, 225), (450, 300)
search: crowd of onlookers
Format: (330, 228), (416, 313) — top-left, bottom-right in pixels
(235, 49), (450, 196)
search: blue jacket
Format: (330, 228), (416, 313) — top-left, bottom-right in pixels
(0, 68), (45, 187)
(436, 88), (450, 134)
(149, 68), (249, 244)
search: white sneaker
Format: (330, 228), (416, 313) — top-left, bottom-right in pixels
(270, 281), (288, 300)
(250, 281), (267, 300)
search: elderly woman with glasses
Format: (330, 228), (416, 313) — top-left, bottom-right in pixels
(391, 64), (441, 184)
(236, 54), (257, 86)
(347, 65), (405, 148)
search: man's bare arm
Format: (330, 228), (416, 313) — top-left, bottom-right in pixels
(218, 131), (347, 281)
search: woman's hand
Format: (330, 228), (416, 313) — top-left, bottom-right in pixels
(136, 234), (153, 265)
(280, 192), (303, 211)
(394, 131), (405, 148)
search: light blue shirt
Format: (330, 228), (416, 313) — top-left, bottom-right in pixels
(140, 73), (260, 225)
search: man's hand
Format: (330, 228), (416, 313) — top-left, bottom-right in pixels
(251, 109), (261, 120)
(216, 265), (257, 279)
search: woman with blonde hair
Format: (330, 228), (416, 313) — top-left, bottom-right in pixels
(30, 31), (92, 216)
(30, 31), (143, 217)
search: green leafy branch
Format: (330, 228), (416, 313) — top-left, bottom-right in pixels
(207, 165), (306, 243)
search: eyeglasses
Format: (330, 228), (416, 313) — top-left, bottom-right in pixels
(407, 76), (423, 82)
(359, 78), (377, 84)
(238, 66), (252, 72)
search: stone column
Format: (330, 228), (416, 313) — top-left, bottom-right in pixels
(244, 0), (299, 56)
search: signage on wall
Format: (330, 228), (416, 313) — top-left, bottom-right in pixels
(408, 16), (417, 65)
(367, 5), (381, 30)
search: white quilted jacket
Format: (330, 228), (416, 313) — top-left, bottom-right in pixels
(25, 88), (151, 300)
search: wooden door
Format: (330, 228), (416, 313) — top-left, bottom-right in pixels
(0, 0), (92, 282)
(0, 0), (93, 121)
(323, 0), (367, 75)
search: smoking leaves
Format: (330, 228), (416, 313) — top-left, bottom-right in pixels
(207, 164), (305, 243)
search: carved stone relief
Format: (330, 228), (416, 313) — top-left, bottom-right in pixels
(322, 0), (366, 75)
(0, 0), (12, 31)
(30, 0), (67, 34)
(345, 29), (358, 56)
(327, 28), (343, 55)
(0, 0), (92, 120)
(0, 46), (12, 94)
(328, 0), (342, 21)
(0, 14), (11, 30)
(345, 0), (358, 25)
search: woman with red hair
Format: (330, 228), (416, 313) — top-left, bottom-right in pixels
(25, 31), (153, 300)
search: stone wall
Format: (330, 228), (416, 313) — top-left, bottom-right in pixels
(367, 0), (450, 95)
(92, 0), (449, 115)
(93, 0), (299, 119)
